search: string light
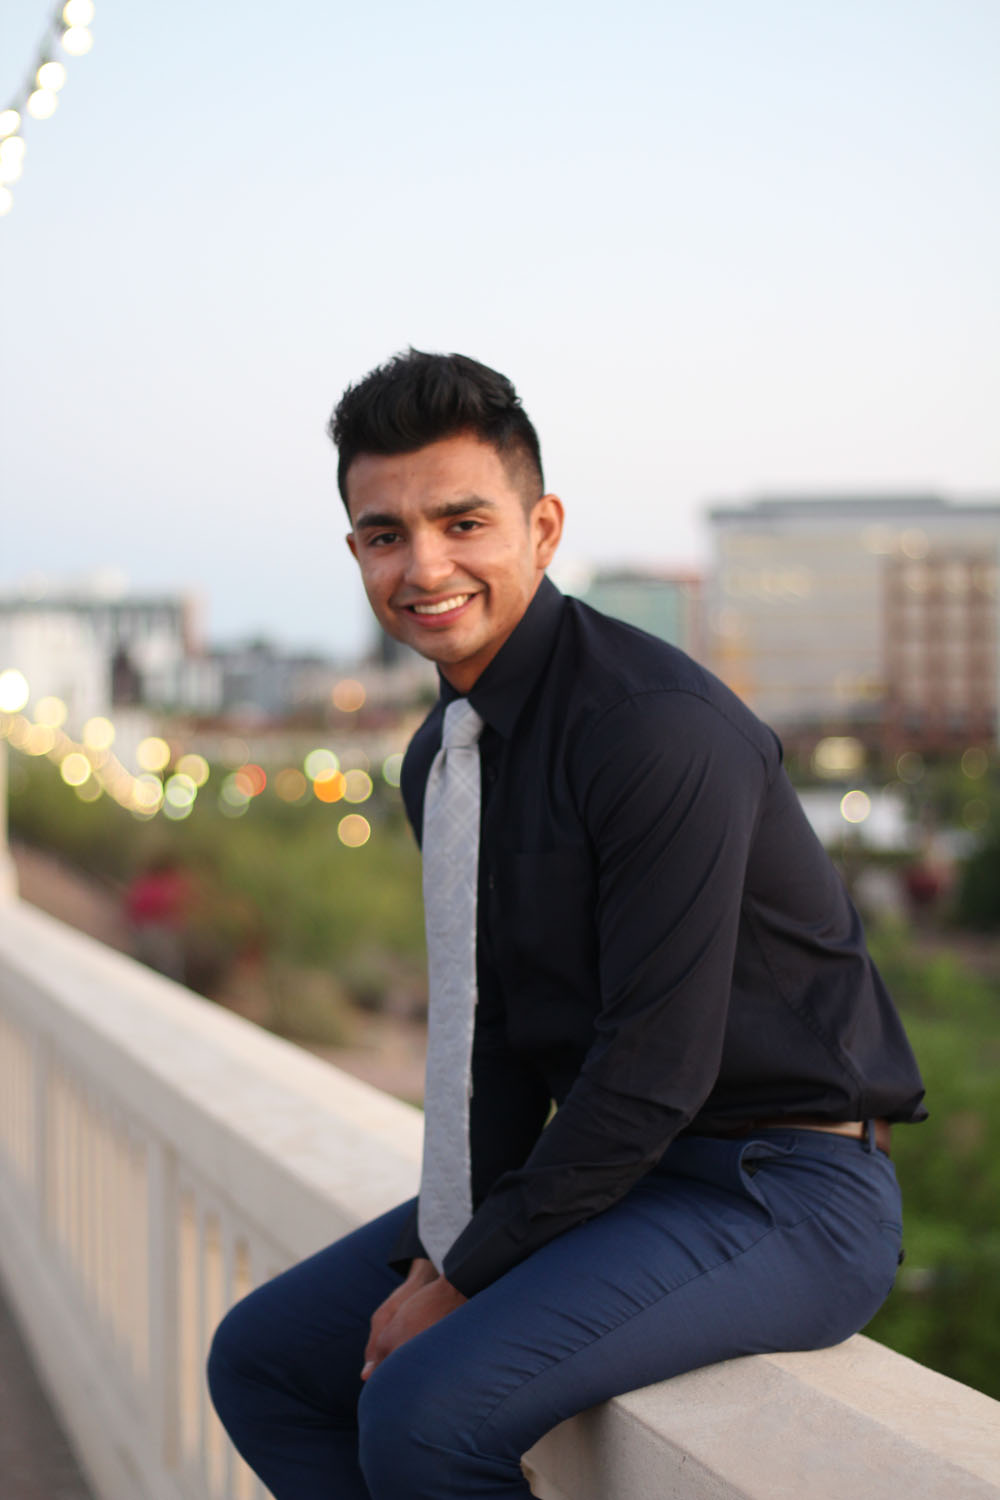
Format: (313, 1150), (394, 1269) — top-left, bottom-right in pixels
(62, 0), (95, 25)
(36, 62), (67, 91)
(27, 89), (59, 121)
(1, 1), (96, 217)
(0, 137), (26, 184)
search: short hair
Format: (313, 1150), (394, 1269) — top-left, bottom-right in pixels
(329, 348), (544, 512)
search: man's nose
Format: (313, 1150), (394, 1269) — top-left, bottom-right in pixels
(404, 531), (455, 592)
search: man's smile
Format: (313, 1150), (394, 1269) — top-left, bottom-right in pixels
(409, 593), (475, 617)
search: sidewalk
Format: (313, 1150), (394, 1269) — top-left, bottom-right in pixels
(0, 1276), (96, 1500)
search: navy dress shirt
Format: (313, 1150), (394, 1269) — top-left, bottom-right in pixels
(394, 577), (926, 1297)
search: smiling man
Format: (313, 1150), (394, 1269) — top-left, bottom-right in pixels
(208, 350), (926, 1500)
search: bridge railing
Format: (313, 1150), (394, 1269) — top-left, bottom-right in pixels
(1, 892), (998, 1500)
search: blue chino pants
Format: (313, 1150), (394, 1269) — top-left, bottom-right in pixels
(207, 1128), (903, 1499)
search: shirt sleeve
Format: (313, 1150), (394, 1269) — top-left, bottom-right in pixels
(442, 690), (773, 1296)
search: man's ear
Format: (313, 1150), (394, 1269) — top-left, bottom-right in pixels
(531, 494), (564, 571)
(346, 532), (358, 562)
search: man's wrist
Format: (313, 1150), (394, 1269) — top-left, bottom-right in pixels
(405, 1256), (440, 1288)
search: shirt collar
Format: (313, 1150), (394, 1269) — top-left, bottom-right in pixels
(438, 575), (565, 740)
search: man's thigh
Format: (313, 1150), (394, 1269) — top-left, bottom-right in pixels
(360, 1132), (902, 1468)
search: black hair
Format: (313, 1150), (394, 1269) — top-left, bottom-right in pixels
(328, 348), (544, 512)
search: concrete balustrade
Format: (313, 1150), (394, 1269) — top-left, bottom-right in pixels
(1, 895), (999, 1500)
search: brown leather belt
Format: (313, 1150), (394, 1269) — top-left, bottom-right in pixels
(747, 1116), (892, 1156)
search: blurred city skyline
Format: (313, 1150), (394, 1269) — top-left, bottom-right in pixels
(2, 0), (997, 655)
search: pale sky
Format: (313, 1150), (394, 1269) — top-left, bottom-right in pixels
(2, 0), (997, 657)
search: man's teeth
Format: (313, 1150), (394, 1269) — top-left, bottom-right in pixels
(412, 595), (470, 616)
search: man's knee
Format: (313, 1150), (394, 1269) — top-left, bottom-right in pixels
(357, 1349), (520, 1497)
(206, 1294), (262, 1418)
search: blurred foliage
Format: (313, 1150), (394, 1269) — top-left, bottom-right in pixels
(8, 751), (426, 1031)
(863, 926), (1000, 1398)
(955, 837), (1000, 930)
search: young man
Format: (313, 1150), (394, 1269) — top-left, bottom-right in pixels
(208, 350), (926, 1500)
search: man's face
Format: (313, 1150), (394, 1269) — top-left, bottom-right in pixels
(345, 433), (563, 693)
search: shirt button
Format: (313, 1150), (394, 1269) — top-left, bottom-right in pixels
(487, 872), (496, 892)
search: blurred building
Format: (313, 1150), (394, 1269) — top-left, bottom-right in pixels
(0, 605), (107, 731)
(578, 569), (704, 657)
(0, 587), (206, 729)
(706, 496), (1000, 755)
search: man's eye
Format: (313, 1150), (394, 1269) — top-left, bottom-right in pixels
(451, 519), (481, 533)
(368, 531), (399, 547)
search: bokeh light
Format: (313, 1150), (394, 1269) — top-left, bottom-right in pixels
(220, 774), (251, 810)
(60, 25), (94, 55)
(234, 763), (266, 797)
(900, 528), (928, 560)
(36, 60), (68, 90)
(26, 89), (59, 120)
(219, 774), (250, 817)
(23, 724), (56, 756)
(0, 669), (30, 713)
(332, 679), (366, 713)
(34, 695), (68, 728)
(163, 799), (193, 822)
(0, 110), (21, 138)
(812, 736), (865, 778)
(895, 751), (924, 784)
(382, 752), (403, 787)
(304, 747), (339, 781)
(137, 736), (171, 772)
(0, 135), (26, 170)
(313, 769), (346, 803)
(175, 752), (210, 786)
(62, 0), (95, 23)
(961, 747), (988, 780)
(75, 779), (102, 803)
(60, 752), (91, 787)
(344, 769), (373, 804)
(83, 715), (115, 751)
(338, 814), (371, 848)
(840, 790), (872, 825)
(132, 775), (164, 813)
(274, 767), (308, 803)
(164, 773), (197, 810)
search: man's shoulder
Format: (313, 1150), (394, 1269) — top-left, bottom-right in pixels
(557, 597), (747, 714)
(544, 599), (782, 801)
(566, 597), (702, 680)
(545, 597), (780, 776)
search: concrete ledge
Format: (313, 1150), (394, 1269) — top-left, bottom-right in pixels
(525, 1337), (1000, 1499)
(2, 901), (999, 1500)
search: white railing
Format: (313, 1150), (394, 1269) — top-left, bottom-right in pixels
(0, 894), (421, 1500)
(1, 893), (999, 1500)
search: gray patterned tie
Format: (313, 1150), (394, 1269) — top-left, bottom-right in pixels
(418, 697), (485, 1271)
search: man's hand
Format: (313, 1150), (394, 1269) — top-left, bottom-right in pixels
(362, 1258), (466, 1380)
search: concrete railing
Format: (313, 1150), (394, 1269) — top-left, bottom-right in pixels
(1, 896), (999, 1500)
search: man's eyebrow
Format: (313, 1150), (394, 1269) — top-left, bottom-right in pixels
(353, 496), (499, 529)
(353, 509), (402, 530)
